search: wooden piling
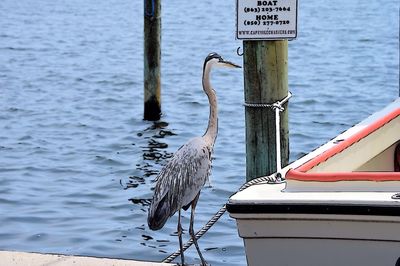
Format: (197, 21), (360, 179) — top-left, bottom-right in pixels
(144, 0), (161, 121)
(243, 40), (289, 182)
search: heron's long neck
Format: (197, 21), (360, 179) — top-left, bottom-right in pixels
(202, 65), (218, 147)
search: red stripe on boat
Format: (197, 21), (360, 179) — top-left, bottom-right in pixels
(287, 107), (400, 182)
(287, 169), (400, 182)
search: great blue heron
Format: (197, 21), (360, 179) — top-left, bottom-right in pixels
(147, 53), (240, 265)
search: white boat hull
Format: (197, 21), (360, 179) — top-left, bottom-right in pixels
(228, 99), (400, 266)
(233, 212), (400, 266)
(243, 238), (399, 266)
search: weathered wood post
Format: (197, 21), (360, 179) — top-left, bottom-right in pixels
(144, 0), (161, 121)
(236, 0), (297, 181)
(243, 40), (289, 181)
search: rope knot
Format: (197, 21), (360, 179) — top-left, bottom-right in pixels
(243, 91), (292, 110)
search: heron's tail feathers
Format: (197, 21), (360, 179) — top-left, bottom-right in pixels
(147, 194), (170, 230)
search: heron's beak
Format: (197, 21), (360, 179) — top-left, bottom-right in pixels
(221, 60), (242, 68)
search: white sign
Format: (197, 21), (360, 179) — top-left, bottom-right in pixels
(236, 0), (298, 40)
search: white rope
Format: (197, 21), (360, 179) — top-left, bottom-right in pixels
(275, 106), (282, 172)
(162, 92), (292, 263)
(244, 92), (292, 172)
(243, 91), (292, 109)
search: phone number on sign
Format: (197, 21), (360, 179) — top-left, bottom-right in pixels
(244, 20), (290, 26)
(244, 7), (292, 13)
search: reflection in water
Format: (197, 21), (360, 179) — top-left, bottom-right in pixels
(123, 121), (175, 189)
(139, 121), (175, 165)
(129, 198), (151, 206)
(122, 176), (145, 189)
(142, 234), (153, 241)
(123, 120), (177, 254)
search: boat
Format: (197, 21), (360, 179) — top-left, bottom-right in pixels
(227, 98), (400, 266)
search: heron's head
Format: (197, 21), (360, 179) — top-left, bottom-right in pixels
(203, 52), (241, 71)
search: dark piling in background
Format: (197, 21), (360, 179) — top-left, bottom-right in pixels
(144, 0), (161, 121)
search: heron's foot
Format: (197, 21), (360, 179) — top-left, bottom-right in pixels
(199, 257), (208, 266)
(177, 259), (209, 266)
(199, 253), (211, 266)
(179, 249), (185, 266)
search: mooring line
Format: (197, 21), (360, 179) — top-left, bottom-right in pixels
(162, 174), (285, 263)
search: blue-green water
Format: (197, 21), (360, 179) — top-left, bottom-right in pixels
(0, 0), (398, 265)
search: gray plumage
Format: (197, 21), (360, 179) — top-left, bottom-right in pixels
(147, 52), (240, 265)
(148, 137), (211, 230)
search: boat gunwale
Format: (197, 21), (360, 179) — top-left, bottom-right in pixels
(226, 202), (400, 216)
(286, 106), (400, 182)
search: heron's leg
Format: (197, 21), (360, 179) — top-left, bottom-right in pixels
(177, 208), (185, 266)
(189, 192), (207, 266)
